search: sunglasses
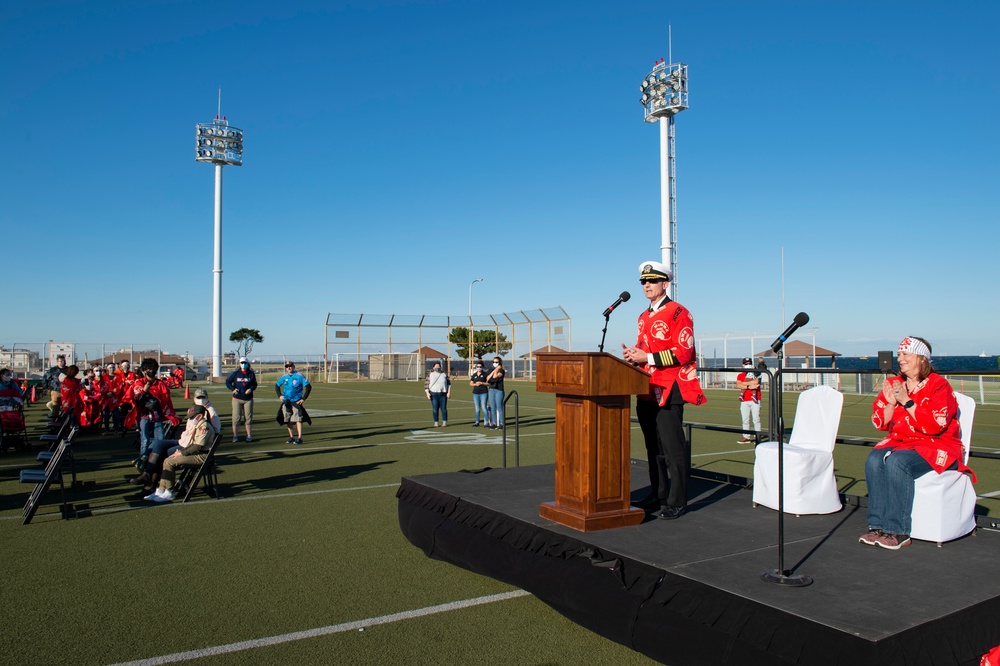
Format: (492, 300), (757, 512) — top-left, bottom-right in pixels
(639, 278), (664, 285)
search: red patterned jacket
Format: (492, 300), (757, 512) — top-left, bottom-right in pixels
(635, 297), (707, 407)
(124, 377), (179, 428)
(872, 373), (974, 480)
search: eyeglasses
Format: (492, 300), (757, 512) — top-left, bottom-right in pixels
(639, 278), (664, 285)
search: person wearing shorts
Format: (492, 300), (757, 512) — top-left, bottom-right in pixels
(275, 361), (311, 444)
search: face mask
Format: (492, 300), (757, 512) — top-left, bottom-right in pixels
(493, 363), (500, 367)
(1, 374), (10, 382)
(743, 364), (753, 369)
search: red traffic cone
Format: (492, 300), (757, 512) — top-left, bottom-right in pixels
(30, 385), (37, 403)
(184, 383), (190, 400)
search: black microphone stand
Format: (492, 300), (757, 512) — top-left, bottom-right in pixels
(760, 345), (813, 587)
(598, 314), (610, 352)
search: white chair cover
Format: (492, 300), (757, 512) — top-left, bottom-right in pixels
(752, 385), (844, 515)
(909, 392), (977, 544)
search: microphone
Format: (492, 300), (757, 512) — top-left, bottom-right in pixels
(770, 312), (809, 352)
(602, 291), (631, 318)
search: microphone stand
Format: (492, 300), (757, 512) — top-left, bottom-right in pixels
(761, 345), (813, 587)
(598, 314), (610, 353)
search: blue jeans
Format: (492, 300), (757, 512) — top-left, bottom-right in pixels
(139, 418), (164, 458)
(488, 388), (504, 426)
(149, 438), (180, 458)
(430, 393), (448, 423)
(472, 392), (488, 424)
(865, 447), (935, 535)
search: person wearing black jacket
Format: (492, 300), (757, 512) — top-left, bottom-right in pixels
(226, 357), (258, 443)
(43, 354), (67, 419)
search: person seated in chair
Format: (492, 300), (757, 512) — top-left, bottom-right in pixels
(0, 368), (23, 407)
(145, 405), (217, 503)
(860, 336), (975, 550)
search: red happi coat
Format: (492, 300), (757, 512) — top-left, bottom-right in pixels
(168, 367), (185, 389)
(872, 373), (974, 480)
(635, 298), (707, 407)
(60, 376), (83, 418)
(94, 374), (115, 411)
(124, 377), (179, 428)
(78, 378), (103, 427)
(113, 370), (136, 408)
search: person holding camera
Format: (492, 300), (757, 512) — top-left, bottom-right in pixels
(125, 358), (180, 471)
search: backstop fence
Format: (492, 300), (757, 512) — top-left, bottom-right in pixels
(323, 307), (572, 382)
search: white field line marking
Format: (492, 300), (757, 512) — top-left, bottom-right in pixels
(105, 589), (532, 666)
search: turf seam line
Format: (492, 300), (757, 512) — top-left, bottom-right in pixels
(104, 590), (532, 666)
(0, 483), (401, 521)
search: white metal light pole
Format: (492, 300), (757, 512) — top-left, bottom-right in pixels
(639, 58), (688, 299)
(195, 106), (243, 379)
(469, 278), (483, 364)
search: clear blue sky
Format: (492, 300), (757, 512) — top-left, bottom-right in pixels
(3, 0), (997, 359)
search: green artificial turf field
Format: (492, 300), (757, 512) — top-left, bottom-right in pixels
(1, 379), (997, 665)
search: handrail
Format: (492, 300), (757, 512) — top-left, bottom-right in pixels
(502, 390), (518, 468)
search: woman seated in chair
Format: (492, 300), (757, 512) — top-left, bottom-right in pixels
(860, 336), (974, 550)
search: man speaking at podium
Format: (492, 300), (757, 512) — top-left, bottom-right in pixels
(622, 261), (707, 520)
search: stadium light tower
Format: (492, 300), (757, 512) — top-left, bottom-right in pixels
(195, 100), (243, 379)
(639, 56), (688, 298)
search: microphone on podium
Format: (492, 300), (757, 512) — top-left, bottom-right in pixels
(602, 291), (631, 318)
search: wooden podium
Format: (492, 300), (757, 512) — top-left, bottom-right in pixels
(536, 352), (650, 532)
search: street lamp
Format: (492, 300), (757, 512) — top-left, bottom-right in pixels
(195, 101), (243, 379)
(639, 58), (688, 298)
(469, 278), (483, 364)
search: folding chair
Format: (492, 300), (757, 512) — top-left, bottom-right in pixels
(40, 408), (74, 449)
(21, 439), (73, 524)
(0, 402), (29, 452)
(174, 432), (222, 502)
(36, 426), (79, 488)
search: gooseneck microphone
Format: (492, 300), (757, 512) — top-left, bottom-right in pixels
(602, 291), (631, 318)
(770, 312), (810, 353)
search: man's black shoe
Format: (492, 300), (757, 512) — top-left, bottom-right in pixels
(632, 496), (661, 511)
(658, 506), (686, 520)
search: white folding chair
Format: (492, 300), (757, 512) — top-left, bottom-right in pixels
(909, 392), (977, 546)
(753, 385), (844, 515)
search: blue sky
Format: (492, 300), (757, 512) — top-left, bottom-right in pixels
(2, 0), (997, 359)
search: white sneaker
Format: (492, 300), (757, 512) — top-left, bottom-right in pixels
(144, 490), (160, 501)
(152, 489), (176, 503)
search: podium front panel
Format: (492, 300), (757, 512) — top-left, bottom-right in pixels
(553, 396), (630, 513)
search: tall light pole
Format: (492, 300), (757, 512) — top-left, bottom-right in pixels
(469, 278), (483, 364)
(639, 57), (688, 299)
(195, 101), (243, 379)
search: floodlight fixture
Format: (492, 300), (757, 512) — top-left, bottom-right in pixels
(195, 110), (244, 378)
(638, 57), (688, 299)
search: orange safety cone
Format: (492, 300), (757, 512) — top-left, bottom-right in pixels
(184, 383), (190, 400)
(30, 385), (37, 403)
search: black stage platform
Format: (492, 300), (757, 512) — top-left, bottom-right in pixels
(398, 463), (1000, 666)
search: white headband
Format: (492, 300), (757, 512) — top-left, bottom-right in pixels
(898, 336), (930, 359)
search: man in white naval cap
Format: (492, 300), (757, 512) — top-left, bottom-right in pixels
(622, 260), (707, 520)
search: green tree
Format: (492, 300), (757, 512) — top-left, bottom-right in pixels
(229, 328), (264, 358)
(448, 327), (512, 361)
